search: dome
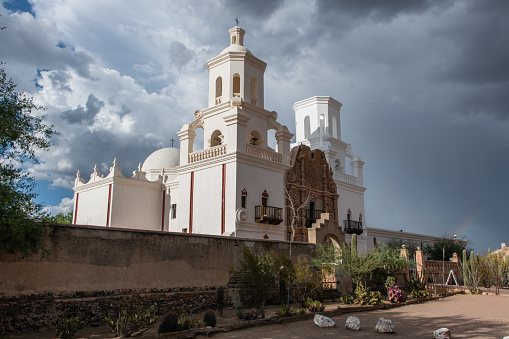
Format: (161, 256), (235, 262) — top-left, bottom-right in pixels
(220, 44), (253, 55)
(142, 147), (180, 171)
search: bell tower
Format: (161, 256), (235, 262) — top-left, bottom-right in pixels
(206, 26), (266, 108)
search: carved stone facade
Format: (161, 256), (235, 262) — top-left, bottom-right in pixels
(284, 145), (339, 242)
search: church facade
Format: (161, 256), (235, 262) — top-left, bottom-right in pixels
(72, 25), (433, 251)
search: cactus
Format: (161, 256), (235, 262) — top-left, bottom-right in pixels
(462, 249), (468, 285)
(158, 312), (178, 334)
(351, 234), (358, 257)
(203, 309), (216, 327)
(217, 285), (224, 317)
(470, 251), (475, 273)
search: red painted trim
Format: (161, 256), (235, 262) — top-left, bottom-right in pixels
(189, 172), (194, 234)
(73, 193), (79, 225)
(106, 184), (112, 227)
(161, 190), (166, 232)
(221, 164), (226, 235)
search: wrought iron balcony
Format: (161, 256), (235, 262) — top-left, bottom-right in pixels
(255, 205), (283, 225)
(343, 220), (363, 234)
(305, 209), (324, 227)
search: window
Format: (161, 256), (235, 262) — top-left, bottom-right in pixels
(304, 116), (310, 139)
(182, 228), (187, 233)
(215, 77), (222, 104)
(171, 204), (177, 219)
(319, 114), (325, 135)
(332, 116), (338, 138)
(233, 74), (240, 96)
(241, 188), (247, 208)
(262, 197), (268, 207)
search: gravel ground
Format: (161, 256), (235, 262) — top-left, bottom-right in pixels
(215, 294), (509, 339)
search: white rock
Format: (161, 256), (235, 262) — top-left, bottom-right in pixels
(375, 318), (395, 333)
(313, 314), (336, 328)
(434, 328), (451, 339)
(345, 315), (360, 330)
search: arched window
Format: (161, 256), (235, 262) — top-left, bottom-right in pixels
(304, 116), (311, 139)
(249, 130), (262, 146)
(250, 77), (257, 105)
(319, 114), (325, 135)
(335, 159), (343, 172)
(332, 116), (338, 138)
(215, 77), (222, 104)
(233, 74), (240, 97)
(210, 130), (223, 147)
(232, 36), (236, 45)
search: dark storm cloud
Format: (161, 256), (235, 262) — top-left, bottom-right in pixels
(432, 1), (509, 86)
(315, 0), (451, 25)
(168, 41), (195, 70)
(224, 0), (285, 19)
(60, 94), (104, 125)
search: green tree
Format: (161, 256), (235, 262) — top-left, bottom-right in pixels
(386, 238), (419, 259)
(231, 247), (285, 317)
(0, 66), (56, 256)
(423, 235), (470, 261)
(43, 211), (73, 224)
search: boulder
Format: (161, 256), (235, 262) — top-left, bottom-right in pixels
(434, 328), (451, 338)
(345, 316), (360, 331)
(313, 314), (336, 328)
(375, 318), (395, 333)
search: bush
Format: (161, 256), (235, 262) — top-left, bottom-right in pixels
(340, 294), (354, 304)
(55, 317), (85, 339)
(104, 301), (157, 337)
(410, 289), (431, 299)
(307, 299), (324, 312)
(276, 305), (292, 317)
(368, 291), (383, 305)
(203, 309), (216, 327)
(177, 315), (204, 331)
(387, 285), (405, 303)
(158, 312), (178, 334)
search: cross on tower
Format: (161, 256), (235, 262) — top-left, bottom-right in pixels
(170, 138), (175, 148)
(235, 18), (239, 26)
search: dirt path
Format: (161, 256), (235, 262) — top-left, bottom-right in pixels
(214, 294), (509, 339)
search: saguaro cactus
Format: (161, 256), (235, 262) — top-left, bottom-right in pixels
(351, 234), (358, 257)
(462, 249), (468, 285)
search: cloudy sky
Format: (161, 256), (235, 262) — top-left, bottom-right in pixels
(1, 0), (507, 252)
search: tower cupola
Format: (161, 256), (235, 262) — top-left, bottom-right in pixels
(206, 26), (267, 109)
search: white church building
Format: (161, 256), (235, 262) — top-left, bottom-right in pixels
(72, 26), (437, 251)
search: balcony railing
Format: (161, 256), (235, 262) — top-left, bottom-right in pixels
(305, 209), (324, 227)
(255, 205), (283, 225)
(246, 144), (282, 163)
(188, 144), (227, 163)
(343, 220), (363, 234)
(334, 172), (359, 185)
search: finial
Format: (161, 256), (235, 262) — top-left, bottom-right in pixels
(235, 18), (239, 26)
(113, 157), (118, 167)
(138, 162), (142, 171)
(170, 137), (175, 148)
(93, 164), (98, 173)
(76, 170), (81, 178)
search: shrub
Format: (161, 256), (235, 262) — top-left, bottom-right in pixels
(368, 291), (383, 305)
(354, 282), (369, 304)
(177, 315), (204, 331)
(387, 285), (405, 303)
(158, 312), (178, 334)
(410, 289), (431, 299)
(104, 300), (157, 337)
(340, 294), (354, 304)
(276, 305), (292, 317)
(307, 300), (324, 312)
(203, 310), (216, 327)
(55, 317), (85, 339)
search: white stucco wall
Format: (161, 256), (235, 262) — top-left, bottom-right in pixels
(74, 184), (110, 226)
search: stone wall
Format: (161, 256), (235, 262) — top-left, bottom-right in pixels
(0, 224), (315, 333)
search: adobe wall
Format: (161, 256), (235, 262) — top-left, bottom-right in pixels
(0, 224), (315, 297)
